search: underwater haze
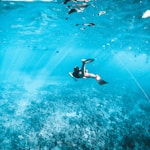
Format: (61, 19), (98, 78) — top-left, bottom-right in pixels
(0, 0), (150, 149)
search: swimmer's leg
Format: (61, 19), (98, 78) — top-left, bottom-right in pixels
(84, 72), (96, 78)
(81, 60), (87, 74)
(78, 59), (89, 78)
(80, 58), (94, 75)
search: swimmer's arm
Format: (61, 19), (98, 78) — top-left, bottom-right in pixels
(69, 72), (78, 81)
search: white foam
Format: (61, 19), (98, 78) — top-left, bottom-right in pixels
(142, 10), (150, 18)
(2, 0), (54, 1)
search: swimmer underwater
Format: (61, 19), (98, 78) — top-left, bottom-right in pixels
(69, 59), (108, 85)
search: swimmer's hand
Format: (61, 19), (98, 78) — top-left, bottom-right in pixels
(69, 72), (78, 81)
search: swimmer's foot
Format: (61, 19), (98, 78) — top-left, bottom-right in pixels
(98, 79), (108, 85)
(95, 74), (108, 85)
(95, 74), (100, 80)
(82, 58), (94, 64)
(82, 59), (86, 63)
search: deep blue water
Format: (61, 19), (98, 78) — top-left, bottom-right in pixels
(0, 0), (150, 149)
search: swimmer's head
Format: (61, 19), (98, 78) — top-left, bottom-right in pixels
(74, 66), (79, 72)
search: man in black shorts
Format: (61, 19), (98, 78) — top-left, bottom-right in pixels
(69, 59), (108, 85)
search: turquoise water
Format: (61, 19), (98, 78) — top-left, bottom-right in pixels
(0, 0), (150, 149)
